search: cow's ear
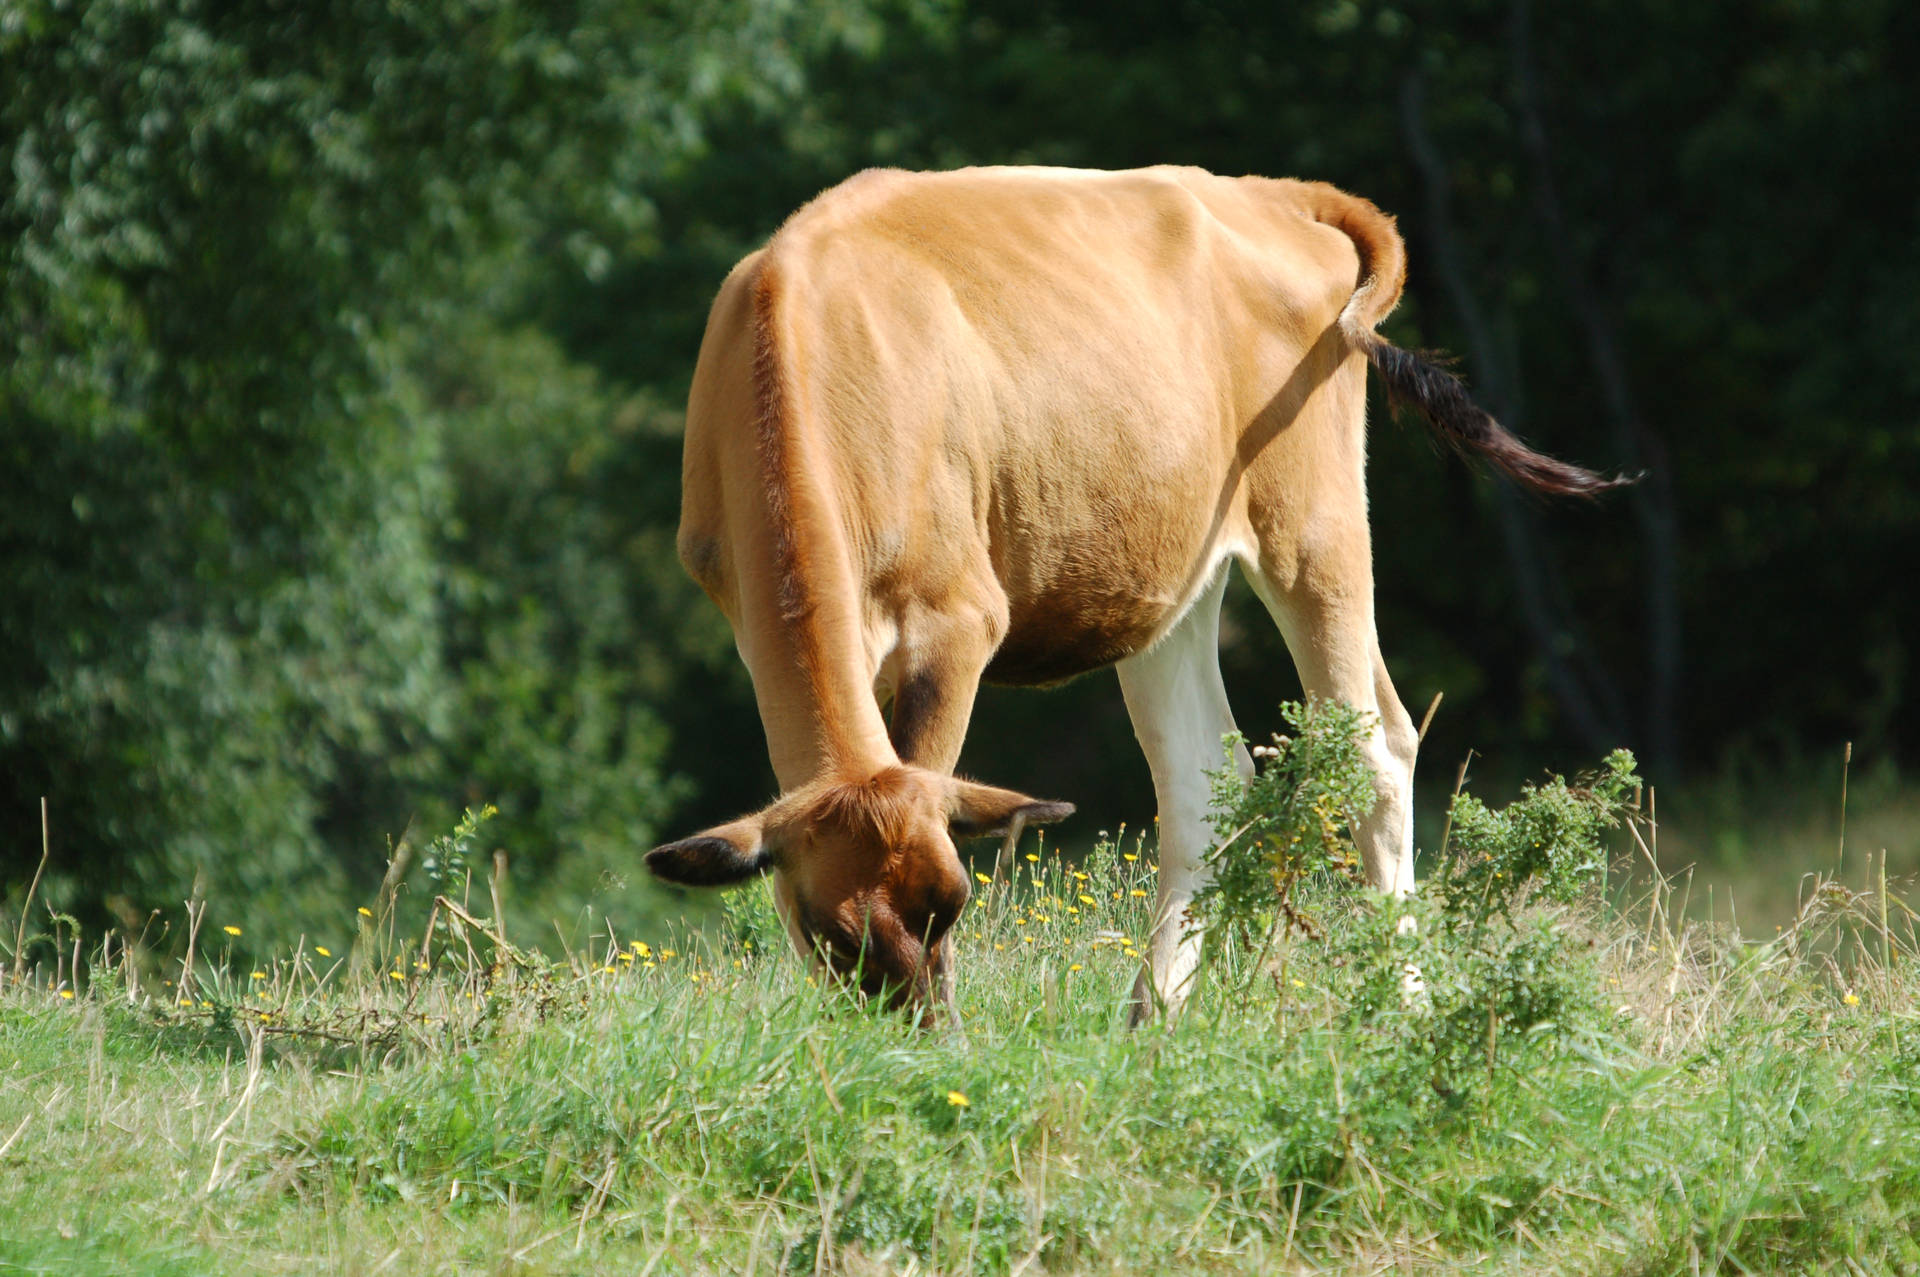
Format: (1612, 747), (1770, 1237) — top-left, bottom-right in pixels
(645, 816), (774, 887)
(945, 778), (1075, 840)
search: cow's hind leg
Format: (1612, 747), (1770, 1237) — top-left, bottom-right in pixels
(1117, 566), (1253, 1023)
(1244, 527), (1419, 898)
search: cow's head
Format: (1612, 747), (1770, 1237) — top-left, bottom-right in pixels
(645, 765), (1071, 1014)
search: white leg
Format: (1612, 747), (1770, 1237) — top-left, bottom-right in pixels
(1117, 569), (1252, 1022)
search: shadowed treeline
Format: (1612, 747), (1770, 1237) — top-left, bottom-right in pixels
(4, 0), (1916, 942)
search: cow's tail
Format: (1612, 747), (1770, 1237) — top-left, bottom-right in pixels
(1307, 185), (1634, 498)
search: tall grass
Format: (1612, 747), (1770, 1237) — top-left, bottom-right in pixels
(3, 744), (1918, 1274)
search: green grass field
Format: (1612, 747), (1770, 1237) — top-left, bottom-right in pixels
(4, 754), (1919, 1274)
(11, 733), (1920, 1267)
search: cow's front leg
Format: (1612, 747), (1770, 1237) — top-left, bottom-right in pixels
(881, 611), (996, 1029)
(1116, 569), (1251, 1023)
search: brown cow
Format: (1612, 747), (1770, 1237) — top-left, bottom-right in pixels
(648, 165), (1621, 1022)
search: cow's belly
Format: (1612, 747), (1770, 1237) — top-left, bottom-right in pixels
(982, 589), (1169, 686)
(978, 506), (1236, 687)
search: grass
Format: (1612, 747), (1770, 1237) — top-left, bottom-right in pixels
(1652, 751), (1920, 929)
(3, 780), (1920, 1274)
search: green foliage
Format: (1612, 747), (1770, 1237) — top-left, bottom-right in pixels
(1189, 699), (1377, 964)
(419, 805), (497, 893)
(719, 874), (784, 956)
(1196, 707), (1646, 1121)
(0, 0), (866, 942)
(1432, 748), (1642, 925)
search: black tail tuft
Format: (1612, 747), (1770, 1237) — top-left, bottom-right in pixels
(1360, 336), (1637, 498)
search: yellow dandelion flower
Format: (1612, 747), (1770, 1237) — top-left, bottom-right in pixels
(974, 871), (991, 885)
(946, 1090), (970, 1107)
(1077, 894), (1096, 905)
(1024, 852), (1039, 862)
(1290, 978), (1306, 988)
(59, 989), (74, 1000)
(1067, 907), (1079, 916)
(1033, 913), (1050, 923)
(994, 943), (1006, 951)
(1068, 964), (1083, 973)
(643, 960), (656, 970)
(414, 960), (429, 971)
(388, 970), (405, 981)
(1023, 935), (1035, 944)
(1123, 947), (1140, 958)
(632, 941), (652, 958)
(660, 949), (677, 959)
(1123, 853), (1138, 862)
(257, 990), (271, 999)
(1130, 889), (1148, 898)
(601, 965), (616, 975)
(617, 951), (635, 963)
(179, 998), (193, 1007)
(222, 925), (242, 937)
(357, 906), (373, 918)
(1073, 872), (1089, 882)
(250, 971), (266, 981)
(1844, 991), (1861, 1006)
(315, 946), (332, 958)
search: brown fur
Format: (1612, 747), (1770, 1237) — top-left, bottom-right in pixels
(655, 165), (1617, 1016)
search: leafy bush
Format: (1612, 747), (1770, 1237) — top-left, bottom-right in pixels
(1195, 701), (1642, 1118)
(1191, 698), (1379, 951)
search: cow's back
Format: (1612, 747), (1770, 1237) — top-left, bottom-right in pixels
(683, 166), (1368, 684)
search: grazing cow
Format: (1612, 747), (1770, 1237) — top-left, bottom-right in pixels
(647, 165), (1621, 1022)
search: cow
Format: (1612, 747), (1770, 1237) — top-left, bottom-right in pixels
(646, 165), (1622, 1023)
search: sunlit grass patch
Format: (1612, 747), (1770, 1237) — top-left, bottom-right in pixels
(4, 762), (1920, 1273)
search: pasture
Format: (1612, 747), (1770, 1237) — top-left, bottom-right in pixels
(3, 741), (1918, 1275)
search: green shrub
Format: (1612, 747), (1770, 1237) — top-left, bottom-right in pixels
(1195, 702), (1642, 1120)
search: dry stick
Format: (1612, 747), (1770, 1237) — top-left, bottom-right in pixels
(1625, 811), (1668, 958)
(1437, 752), (1475, 863)
(204, 1022), (266, 1193)
(12, 798), (52, 987)
(490, 850), (510, 949)
(993, 811), (1029, 887)
(1836, 740), (1853, 875)
(1415, 691), (1444, 749)
(180, 897), (207, 1006)
(573, 1145), (620, 1253)
(434, 895), (540, 972)
(416, 898), (441, 978)
(1882, 856), (1900, 1054)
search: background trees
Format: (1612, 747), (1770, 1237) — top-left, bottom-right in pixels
(5, 0), (1915, 942)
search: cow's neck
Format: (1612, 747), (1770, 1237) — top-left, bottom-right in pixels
(733, 473), (895, 793)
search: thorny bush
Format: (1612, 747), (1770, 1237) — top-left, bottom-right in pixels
(1193, 701), (1642, 1113)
